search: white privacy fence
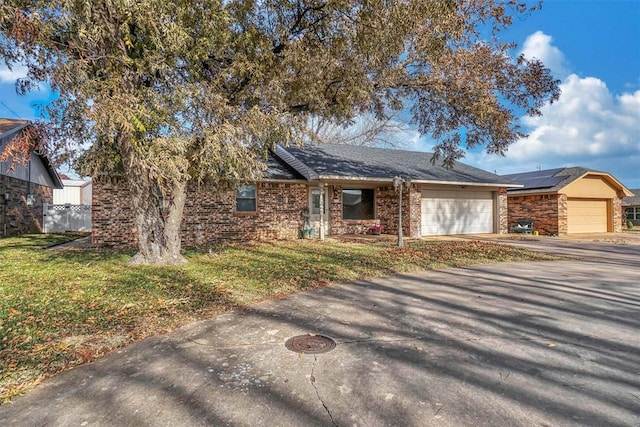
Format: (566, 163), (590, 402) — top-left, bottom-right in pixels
(43, 203), (92, 233)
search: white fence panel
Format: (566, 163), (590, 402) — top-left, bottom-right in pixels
(43, 203), (92, 233)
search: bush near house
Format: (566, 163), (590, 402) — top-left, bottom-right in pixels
(0, 234), (558, 402)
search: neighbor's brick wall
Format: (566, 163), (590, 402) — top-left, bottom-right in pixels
(612, 197), (623, 232)
(0, 175), (52, 235)
(557, 194), (568, 235)
(507, 193), (562, 236)
(92, 180), (307, 247)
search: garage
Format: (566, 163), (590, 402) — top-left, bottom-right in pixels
(504, 167), (633, 235)
(567, 199), (608, 233)
(421, 189), (494, 236)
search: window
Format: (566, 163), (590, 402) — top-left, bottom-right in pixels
(626, 207), (639, 220)
(236, 185), (257, 212)
(311, 189), (323, 215)
(342, 189), (374, 220)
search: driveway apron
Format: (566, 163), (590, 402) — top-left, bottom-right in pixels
(1, 239), (639, 426)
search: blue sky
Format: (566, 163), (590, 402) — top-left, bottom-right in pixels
(1, 0), (639, 186)
(408, 0), (640, 188)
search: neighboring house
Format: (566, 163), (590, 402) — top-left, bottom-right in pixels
(92, 144), (521, 247)
(0, 118), (63, 236)
(53, 179), (93, 205)
(622, 188), (640, 226)
(503, 167), (632, 235)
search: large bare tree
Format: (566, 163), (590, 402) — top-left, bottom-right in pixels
(0, 0), (559, 265)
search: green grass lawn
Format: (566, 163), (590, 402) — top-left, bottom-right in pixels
(0, 234), (558, 402)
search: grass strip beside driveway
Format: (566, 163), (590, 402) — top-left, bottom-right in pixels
(0, 234), (557, 403)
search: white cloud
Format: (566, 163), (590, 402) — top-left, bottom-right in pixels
(521, 31), (569, 78)
(469, 75), (640, 184)
(0, 62), (27, 83)
(461, 32), (640, 187)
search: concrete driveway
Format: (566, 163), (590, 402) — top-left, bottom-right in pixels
(1, 238), (639, 426)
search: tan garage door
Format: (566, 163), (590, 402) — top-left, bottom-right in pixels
(567, 199), (608, 233)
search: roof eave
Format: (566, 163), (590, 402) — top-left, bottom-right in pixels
(315, 175), (521, 188)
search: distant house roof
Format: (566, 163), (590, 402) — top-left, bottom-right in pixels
(0, 118), (63, 189)
(271, 144), (519, 187)
(61, 179), (92, 188)
(622, 189), (640, 207)
(502, 166), (632, 196)
(0, 118), (30, 138)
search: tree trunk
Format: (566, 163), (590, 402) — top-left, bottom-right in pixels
(123, 149), (188, 266)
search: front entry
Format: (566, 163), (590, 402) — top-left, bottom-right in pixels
(309, 188), (330, 237)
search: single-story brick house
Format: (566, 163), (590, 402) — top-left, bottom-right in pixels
(622, 189), (640, 226)
(0, 118), (63, 236)
(93, 144), (521, 246)
(502, 167), (632, 235)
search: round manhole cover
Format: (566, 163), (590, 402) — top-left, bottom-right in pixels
(285, 334), (336, 354)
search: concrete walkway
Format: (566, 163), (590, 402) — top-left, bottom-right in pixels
(2, 239), (639, 426)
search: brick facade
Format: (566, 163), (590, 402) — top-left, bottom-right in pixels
(94, 179), (512, 246)
(0, 175), (52, 235)
(507, 193), (562, 235)
(327, 185), (380, 235)
(92, 180), (308, 247)
(508, 192), (625, 235)
(612, 197), (623, 232)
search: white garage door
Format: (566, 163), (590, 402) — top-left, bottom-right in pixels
(421, 190), (494, 236)
(567, 199), (608, 233)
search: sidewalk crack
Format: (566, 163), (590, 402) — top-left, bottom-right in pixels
(310, 355), (338, 426)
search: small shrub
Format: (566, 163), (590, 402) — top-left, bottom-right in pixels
(628, 220), (635, 229)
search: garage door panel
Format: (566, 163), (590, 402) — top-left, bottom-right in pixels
(567, 199), (608, 233)
(421, 191), (494, 236)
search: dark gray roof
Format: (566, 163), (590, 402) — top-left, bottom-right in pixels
(271, 144), (516, 186)
(622, 188), (640, 207)
(502, 166), (605, 194)
(262, 152), (305, 180)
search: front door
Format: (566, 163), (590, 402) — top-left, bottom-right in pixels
(309, 188), (329, 236)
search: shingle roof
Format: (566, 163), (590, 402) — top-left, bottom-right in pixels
(272, 143), (517, 186)
(622, 188), (640, 207)
(502, 166), (606, 194)
(263, 152), (306, 180)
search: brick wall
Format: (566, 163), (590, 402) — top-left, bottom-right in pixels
(612, 197), (623, 232)
(507, 193), (561, 235)
(181, 182), (307, 245)
(557, 194), (568, 235)
(497, 188), (508, 234)
(374, 184), (421, 237)
(327, 185), (380, 234)
(92, 180), (307, 247)
(91, 179), (138, 246)
(0, 175), (52, 235)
